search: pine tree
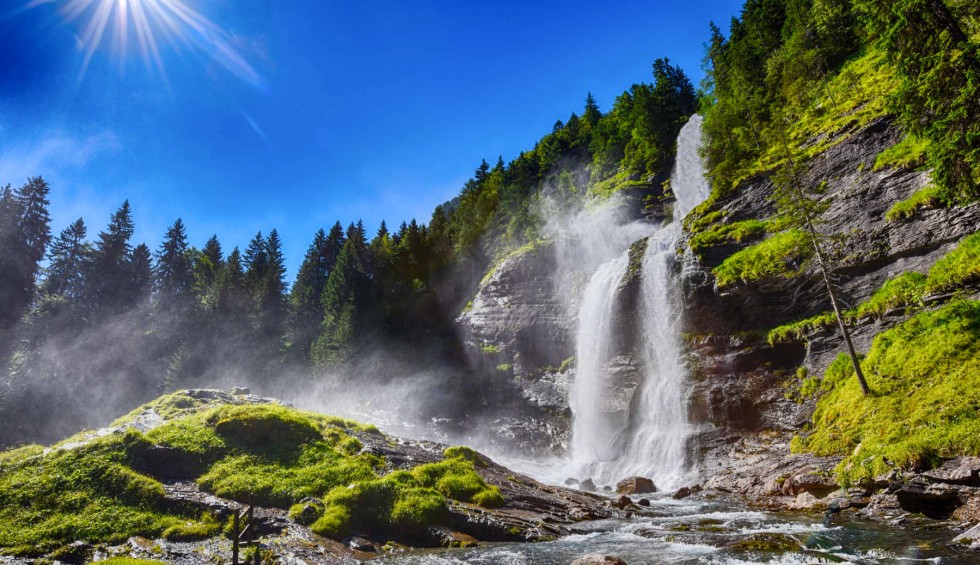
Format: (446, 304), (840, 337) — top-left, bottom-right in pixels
(130, 243), (154, 300)
(312, 239), (378, 366)
(45, 218), (90, 299)
(155, 218), (192, 302)
(584, 92), (602, 125)
(0, 177), (51, 341)
(87, 200), (138, 313)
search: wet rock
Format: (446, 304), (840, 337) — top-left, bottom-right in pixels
(637, 498), (651, 507)
(348, 536), (375, 551)
(565, 478), (579, 486)
(579, 478), (597, 492)
(953, 522), (980, 549)
(731, 533), (800, 552)
(231, 386), (250, 395)
(673, 486), (692, 499)
(570, 554), (627, 565)
(610, 495), (632, 509)
(895, 477), (963, 519)
(435, 529), (478, 548)
(602, 485), (613, 493)
(616, 476), (656, 494)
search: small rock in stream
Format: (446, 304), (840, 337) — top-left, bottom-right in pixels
(611, 495), (632, 509)
(616, 476), (656, 494)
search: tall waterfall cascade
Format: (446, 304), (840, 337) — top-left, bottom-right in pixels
(569, 115), (711, 490)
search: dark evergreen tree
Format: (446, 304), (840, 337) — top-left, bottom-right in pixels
(86, 200), (138, 313)
(44, 218), (90, 299)
(155, 218), (192, 302)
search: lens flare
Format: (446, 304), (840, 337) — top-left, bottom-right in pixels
(27, 0), (266, 90)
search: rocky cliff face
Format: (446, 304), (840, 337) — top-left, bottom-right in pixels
(456, 238), (650, 456)
(682, 118), (980, 520)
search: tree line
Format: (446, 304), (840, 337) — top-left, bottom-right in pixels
(0, 58), (699, 446)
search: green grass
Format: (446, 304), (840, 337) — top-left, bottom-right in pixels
(481, 344), (500, 354)
(792, 301), (980, 487)
(885, 184), (943, 221)
(713, 229), (812, 288)
(874, 135), (929, 171)
(768, 312), (837, 345)
(0, 397), (503, 555)
(923, 232), (980, 294)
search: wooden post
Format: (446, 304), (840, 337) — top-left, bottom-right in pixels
(232, 510), (240, 565)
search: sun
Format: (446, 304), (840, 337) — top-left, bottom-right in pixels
(27, 0), (265, 90)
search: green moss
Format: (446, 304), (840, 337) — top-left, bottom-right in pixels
(732, 533), (800, 552)
(689, 220), (782, 255)
(443, 446), (488, 468)
(713, 229), (812, 288)
(0, 395), (501, 552)
(411, 459), (503, 508)
(875, 135), (929, 171)
(558, 356), (575, 373)
(495, 363), (512, 372)
(0, 431), (185, 555)
(767, 312), (837, 345)
(480, 240), (550, 286)
(853, 272), (926, 318)
(481, 344), (500, 354)
(162, 513), (220, 541)
(793, 301), (980, 486)
(886, 183), (943, 221)
(924, 233), (980, 294)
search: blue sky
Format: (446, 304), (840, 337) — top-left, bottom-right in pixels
(0, 0), (744, 279)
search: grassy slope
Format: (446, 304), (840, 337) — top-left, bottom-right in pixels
(0, 393), (501, 556)
(792, 301), (980, 486)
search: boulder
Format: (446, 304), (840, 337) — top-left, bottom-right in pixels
(571, 554), (627, 565)
(788, 491), (821, 510)
(610, 495), (632, 509)
(673, 486), (692, 499)
(637, 498), (651, 507)
(231, 386), (250, 395)
(579, 478), (597, 492)
(616, 476), (656, 494)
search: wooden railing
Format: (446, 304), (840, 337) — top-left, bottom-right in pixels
(231, 503), (261, 565)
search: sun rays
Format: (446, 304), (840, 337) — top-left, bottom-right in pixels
(27, 0), (265, 90)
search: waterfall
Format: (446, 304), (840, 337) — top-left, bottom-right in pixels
(569, 115), (711, 490)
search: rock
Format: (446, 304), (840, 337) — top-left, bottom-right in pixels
(570, 554), (628, 565)
(616, 476), (656, 494)
(436, 529), (478, 548)
(781, 470), (837, 497)
(894, 477), (963, 519)
(47, 541), (93, 564)
(348, 536), (375, 551)
(610, 495), (632, 509)
(732, 533), (800, 552)
(565, 478), (579, 486)
(579, 478), (597, 492)
(788, 491), (821, 510)
(637, 498), (651, 507)
(231, 386), (250, 395)
(602, 485), (613, 493)
(673, 486), (692, 499)
(923, 457), (980, 486)
(953, 522), (980, 548)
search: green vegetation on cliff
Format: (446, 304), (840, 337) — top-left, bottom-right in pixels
(792, 300), (980, 486)
(0, 393), (502, 556)
(713, 229), (811, 287)
(768, 233), (980, 344)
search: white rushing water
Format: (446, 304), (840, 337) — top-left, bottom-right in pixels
(569, 115), (712, 489)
